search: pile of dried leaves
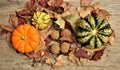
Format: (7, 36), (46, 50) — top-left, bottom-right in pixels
(0, 0), (115, 68)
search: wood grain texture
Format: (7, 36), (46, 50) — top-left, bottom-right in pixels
(0, 0), (120, 70)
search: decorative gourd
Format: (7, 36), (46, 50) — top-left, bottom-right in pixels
(76, 15), (113, 49)
(12, 24), (40, 53)
(32, 12), (50, 29)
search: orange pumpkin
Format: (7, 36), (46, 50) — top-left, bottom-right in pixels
(12, 24), (40, 53)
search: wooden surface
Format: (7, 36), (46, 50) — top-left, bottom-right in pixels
(0, 0), (120, 70)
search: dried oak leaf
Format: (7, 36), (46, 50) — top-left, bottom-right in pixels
(25, 52), (40, 59)
(47, 0), (63, 7)
(47, 0), (56, 7)
(44, 37), (52, 45)
(34, 36), (46, 54)
(27, 0), (35, 7)
(26, 0), (35, 13)
(43, 8), (58, 18)
(0, 31), (5, 37)
(6, 32), (12, 42)
(0, 24), (14, 32)
(0, 30), (8, 38)
(81, 0), (92, 6)
(55, 0), (63, 7)
(48, 6), (64, 14)
(55, 15), (65, 29)
(39, 50), (51, 63)
(91, 9), (111, 20)
(92, 48), (105, 61)
(53, 55), (69, 68)
(77, 6), (93, 18)
(69, 50), (80, 65)
(9, 14), (19, 28)
(38, 0), (49, 7)
(17, 16), (27, 25)
(65, 13), (80, 32)
(17, 9), (32, 16)
(61, 2), (72, 12)
(75, 48), (90, 59)
(39, 21), (52, 40)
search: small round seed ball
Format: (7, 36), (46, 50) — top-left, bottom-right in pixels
(61, 42), (70, 53)
(61, 29), (71, 37)
(50, 30), (59, 40)
(50, 43), (60, 54)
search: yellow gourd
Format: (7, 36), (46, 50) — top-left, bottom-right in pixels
(32, 12), (50, 29)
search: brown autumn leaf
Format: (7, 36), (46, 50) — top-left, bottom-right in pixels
(47, 0), (56, 7)
(25, 52), (40, 59)
(68, 50), (80, 65)
(0, 24), (14, 32)
(6, 32), (12, 42)
(81, 0), (92, 6)
(48, 6), (64, 14)
(0, 31), (5, 37)
(34, 36), (46, 53)
(9, 14), (19, 28)
(44, 37), (52, 45)
(26, 0), (35, 14)
(47, 0), (63, 7)
(91, 9), (111, 20)
(75, 48), (90, 59)
(53, 55), (69, 68)
(0, 30), (8, 37)
(92, 2), (100, 10)
(27, 0), (35, 7)
(92, 48), (105, 61)
(38, 0), (49, 7)
(17, 9), (32, 16)
(55, 0), (63, 7)
(61, 2), (72, 12)
(77, 6), (93, 18)
(17, 16), (27, 25)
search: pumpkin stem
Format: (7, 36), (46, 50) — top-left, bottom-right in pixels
(92, 29), (98, 35)
(22, 36), (27, 40)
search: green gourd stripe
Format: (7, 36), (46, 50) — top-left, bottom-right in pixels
(77, 26), (90, 32)
(89, 36), (95, 49)
(84, 18), (93, 29)
(98, 20), (108, 30)
(95, 15), (103, 28)
(86, 15), (96, 29)
(98, 24), (109, 31)
(98, 28), (112, 36)
(76, 31), (91, 38)
(96, 36), (102, 48)
(78, 35), (92, 44)
(98, 34), (109, 43)
(77, 20), (91, 31)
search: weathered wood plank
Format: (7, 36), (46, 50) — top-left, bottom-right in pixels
(0, 0), (120, 70)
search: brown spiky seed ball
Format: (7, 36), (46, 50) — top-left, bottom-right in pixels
(61, 29), (71, 37)
(50, 43), (60, 54)
(61, 42), (70, 53)
(50, 30), (59, 40)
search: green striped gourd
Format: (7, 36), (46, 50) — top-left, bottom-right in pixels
(76, 15), (113, 49)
